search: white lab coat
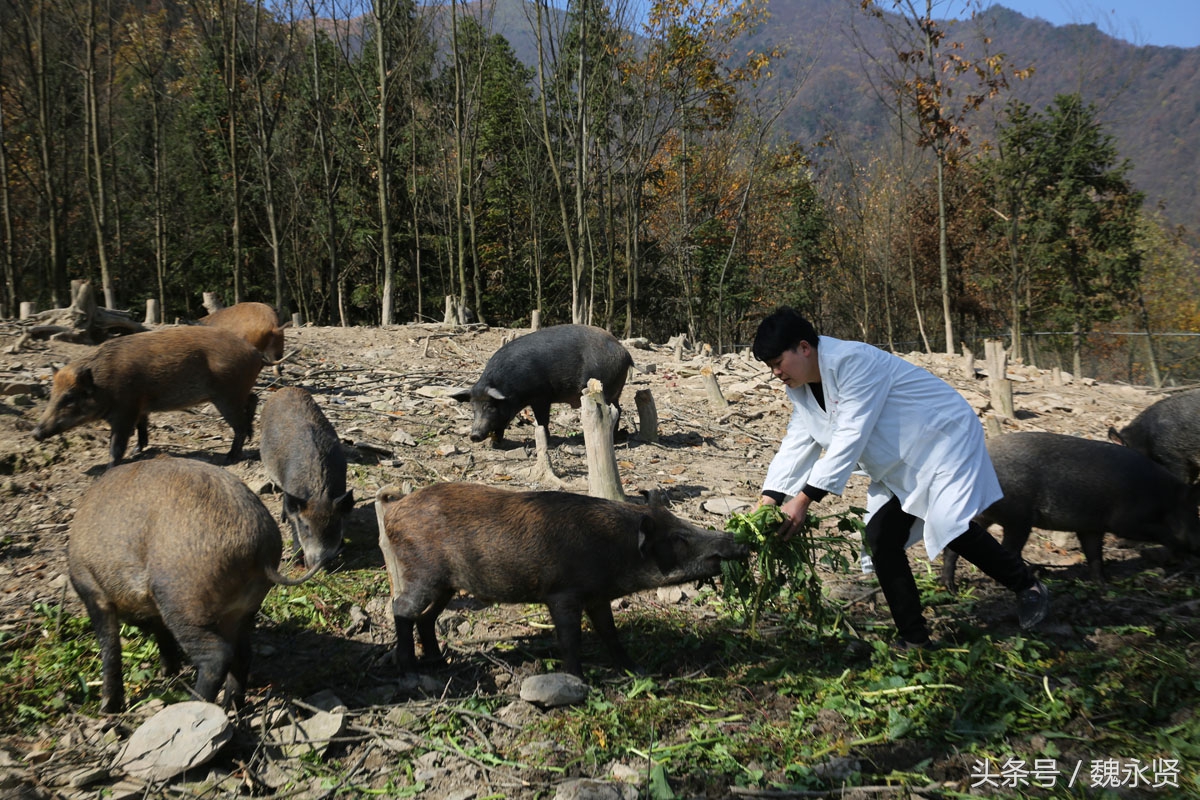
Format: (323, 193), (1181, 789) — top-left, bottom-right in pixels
(762, 336), (1001, 559)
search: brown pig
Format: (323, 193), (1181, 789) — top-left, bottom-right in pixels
(374, 483), (749, 677)
(199, 301), (286, 362)
(68, 457), (320, 712)
(32, 326), (263, 467)
(259, 386), (354, 570)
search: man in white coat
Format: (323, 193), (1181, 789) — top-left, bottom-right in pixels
(754, 307), (1048, 648)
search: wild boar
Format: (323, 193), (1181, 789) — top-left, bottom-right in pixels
(943, 431), (1200, 589)
(68, 457), (320, 712)
(32, 326), (263, 467)
(259, 386), (354, 570)
(451, 324), (634, 445)
(199, 301), (286, 363)
(374, 483), (748, 676)
(1108, 389), (1200, 485)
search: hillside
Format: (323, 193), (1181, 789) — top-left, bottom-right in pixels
(475, 0), (1199, 232)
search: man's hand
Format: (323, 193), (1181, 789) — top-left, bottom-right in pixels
(760, 493), (812, 540)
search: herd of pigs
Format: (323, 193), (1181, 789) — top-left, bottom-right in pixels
(23, 301), (1200, 715)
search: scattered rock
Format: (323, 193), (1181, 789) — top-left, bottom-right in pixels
(519, 673), (589, 707)
(112, 701), (232, 783)
(554, 778), (639, 800)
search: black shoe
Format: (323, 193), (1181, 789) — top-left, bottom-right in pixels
(1017, 578), (1049, 630)
(891, 637), (941, 653)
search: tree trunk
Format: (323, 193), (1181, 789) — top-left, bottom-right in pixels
(581, 378), (625, 501)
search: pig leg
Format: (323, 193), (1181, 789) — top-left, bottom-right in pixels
(142, 619), (185, 677)
(530, 401), (553, 432)
(178, 629), (235, 705)
(106, 417), (136, 467)
(132, 415), (150, 457)
(212, 393), (255, 462)
(414, 592), (452, 665)
(997, 524), (1032, 558)
(584, 600), (640, 675)
(391, 589), (450, 669)
(79, 594), (126, 713)
(220, 622), (255, 709)
(940, 550), (961, 593)
(545, 595), (587, 677)
(1076, 531), (1107, 584)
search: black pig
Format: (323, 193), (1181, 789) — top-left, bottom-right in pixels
(68, 457), (320, 712)
(260, 387), (354, 570)
(943, 431), (1200, 590)
(1109, 389), (1200, 485)
(450, 324), (634, 445)
(374, 483), (748, 676)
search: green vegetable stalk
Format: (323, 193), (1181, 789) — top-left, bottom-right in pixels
(721, 503), (861, 635)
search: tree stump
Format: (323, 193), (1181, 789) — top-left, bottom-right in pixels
(985, 339), (1015, 418)
(581, 378), (625, 501)
(701, 365), (729, 410)
(961, 342), (976, 380)
(202, 292), (224, 314)
(634, 389), (659, 443)
(531, 425), (566, 489)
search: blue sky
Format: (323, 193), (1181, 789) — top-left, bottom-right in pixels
(982, 1), (1200, 48)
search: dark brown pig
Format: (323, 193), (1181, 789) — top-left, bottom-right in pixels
(68, 457), (320, 712)
(374, 483), (749, 677)
(942, 431), (1200, 589)
(199, 301), (286, 362)
(32, 326), (263, 467)
(259, 387), (354, 570)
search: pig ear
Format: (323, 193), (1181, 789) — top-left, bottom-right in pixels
(449, 388), (472, 403)
(637, 514), (678, 573)
(283, 493), (308, 515)
(1107, 427), (1126, 446)
(74, 366), (94, 389)
(486, 386), (507, 401)
(336, 489), (355, 515)
(636, 515), (657, 559)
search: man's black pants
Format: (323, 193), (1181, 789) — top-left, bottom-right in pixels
(864, 495), (1036, 643)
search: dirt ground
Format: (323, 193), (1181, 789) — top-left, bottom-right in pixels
(0, 320), (1182, 799)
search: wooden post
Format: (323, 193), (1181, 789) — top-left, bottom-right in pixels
(961, 342), (975, 380)
(144, 299), (160, 325)
(581, 378), (625, 501)
(292, 312), (303, 328)
(701, 365), (729, 410)
(531, 425), (565, 489)
(202, 292), (223, 314)
(985, 339), (1014, 418)
(443, 295), (455, 324)
(19, 302), (35, 319)
(634, 389), (659, 443)
(531, 309), (541, 331)
(984, 413), (1004, 439)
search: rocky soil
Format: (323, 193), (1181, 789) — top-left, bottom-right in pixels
(0, 320), (1183, 799)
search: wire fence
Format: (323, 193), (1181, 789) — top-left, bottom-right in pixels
(958, 332), (1200, 389)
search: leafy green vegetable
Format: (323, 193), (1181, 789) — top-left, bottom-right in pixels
(721, 504), (861, 634)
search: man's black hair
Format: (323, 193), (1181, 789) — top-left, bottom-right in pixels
(752, 307), (819, 362)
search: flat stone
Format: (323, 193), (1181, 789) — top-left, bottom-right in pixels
(519, 673), (588, 707)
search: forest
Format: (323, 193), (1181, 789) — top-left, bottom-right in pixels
(1, 0), (1196, 369)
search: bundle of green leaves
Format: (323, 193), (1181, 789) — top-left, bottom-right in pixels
(721, 504), (861, 634)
